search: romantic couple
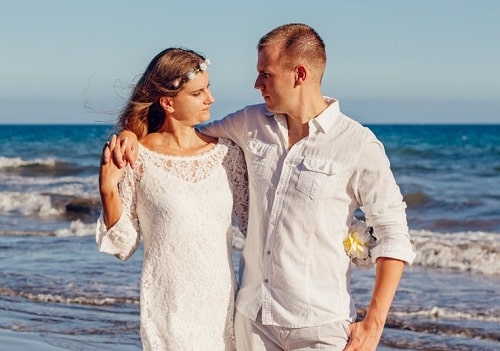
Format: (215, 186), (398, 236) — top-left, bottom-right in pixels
(96, 23), (416, 351)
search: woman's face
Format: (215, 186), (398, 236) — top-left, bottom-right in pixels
(169, 70), (215, 126)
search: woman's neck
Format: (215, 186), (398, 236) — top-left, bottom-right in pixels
(141, 127), (217, 156)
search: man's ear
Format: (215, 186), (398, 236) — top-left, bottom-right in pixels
(294, 65), (307, 87)
(159, 96), (174, 113)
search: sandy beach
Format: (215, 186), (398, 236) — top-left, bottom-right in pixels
(0, 329), (69, 351)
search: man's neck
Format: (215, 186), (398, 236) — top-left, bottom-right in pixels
(285, 95), (328, 148)
(286, 121), (309, 148)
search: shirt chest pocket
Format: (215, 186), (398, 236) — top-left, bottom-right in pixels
(296, 158), (341, 199)
(246, 139), (276, 183)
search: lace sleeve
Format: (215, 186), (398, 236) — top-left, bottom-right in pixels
(222, 139), (249, 237)
(96, 163), (141, 261)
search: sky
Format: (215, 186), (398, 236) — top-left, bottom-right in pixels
(1, 0), (499, 124)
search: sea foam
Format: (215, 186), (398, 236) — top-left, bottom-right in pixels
(410, 229), (499, 275)
(0, 156), (57, 168)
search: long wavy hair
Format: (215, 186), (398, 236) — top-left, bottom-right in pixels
(117, 48), (207, 137)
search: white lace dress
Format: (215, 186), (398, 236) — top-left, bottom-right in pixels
(96, 138), (248, 351)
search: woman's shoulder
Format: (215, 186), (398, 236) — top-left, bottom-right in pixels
(138, 133), (163, 151)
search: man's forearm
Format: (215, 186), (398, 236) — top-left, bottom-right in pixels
(364, 257), (405, 328)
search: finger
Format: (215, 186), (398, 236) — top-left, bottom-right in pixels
(101, 141), (111, 165)
(101, 143), (111, 165)
(109, 134), (117, 150)
(130, 146), (137, 169)
(121, 136), (137, 169)
(112, 138), (125, 168)
(103, 141), (110, 151)
(124, 138), (137, 169)
(120, 136), (128, 155)
(120, 137), (129, 167)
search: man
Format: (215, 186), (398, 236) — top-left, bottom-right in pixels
(110, 23), (415, 351)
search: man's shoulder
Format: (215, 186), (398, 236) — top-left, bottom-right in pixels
(334, 113), (377, 141)
(226, 103), (271, 119)
(323, 98), (375, 140)
(210, 103), (272, 129)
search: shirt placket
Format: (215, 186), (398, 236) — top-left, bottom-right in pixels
(261, 119), (305, 324)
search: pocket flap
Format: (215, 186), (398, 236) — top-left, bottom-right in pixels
(302, 158), (338, 175)
(246, 139), (275, 157)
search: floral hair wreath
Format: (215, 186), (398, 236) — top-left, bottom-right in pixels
(172, 59), (211, 89)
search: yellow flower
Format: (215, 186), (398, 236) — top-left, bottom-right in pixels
(344, 218), (376, 268)
(343, 231), (369, 259)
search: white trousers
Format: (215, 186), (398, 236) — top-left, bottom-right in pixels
(234, 309), (350, 351)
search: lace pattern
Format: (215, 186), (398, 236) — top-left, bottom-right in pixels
(96, 138), (248, 350)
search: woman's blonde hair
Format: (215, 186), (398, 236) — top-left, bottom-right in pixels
(118, 48), (206, 137)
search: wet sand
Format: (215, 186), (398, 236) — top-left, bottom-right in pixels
(0, 329), (69, 351)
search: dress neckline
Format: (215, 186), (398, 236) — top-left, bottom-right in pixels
(138, 139), (225, 160)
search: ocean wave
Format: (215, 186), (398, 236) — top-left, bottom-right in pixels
(384, 319), (500, 345)
(392, 306), (500, 323)
(0, 287), (138, 306)
(1, 213), (498, 276)
(0, 156), (94, 177)
(0, 191), (100, 220)
(0, 192), (63, 217)
(0, 156), (57, 168)
(360, 307), (500, 343)
(410, 230), (499, 275)
(54, 220), (98, 237)
(0, 221), (97, 237)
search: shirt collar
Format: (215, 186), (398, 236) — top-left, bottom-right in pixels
(266, 97), (341, 134)
(310, 97), (340, 134)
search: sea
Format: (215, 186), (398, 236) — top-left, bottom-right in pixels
(0, 123), (499, 351)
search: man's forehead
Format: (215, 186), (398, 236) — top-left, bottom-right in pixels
(257, 45), (281, 67)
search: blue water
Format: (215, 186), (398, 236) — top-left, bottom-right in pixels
(0, 124), (499, 350)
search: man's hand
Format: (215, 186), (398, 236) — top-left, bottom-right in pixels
(343, 257), (405, 351)
(99, 135), (126, 229)
(102, 130), (139, 169)
(99, 135), (125, 190)
(343, 319), (383, 351)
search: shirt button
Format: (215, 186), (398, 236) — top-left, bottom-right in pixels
(267, 250), (271, 255)
(264, 279), (269, 283)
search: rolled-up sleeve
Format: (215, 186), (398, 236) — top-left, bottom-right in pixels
(355, 141), (416, 265)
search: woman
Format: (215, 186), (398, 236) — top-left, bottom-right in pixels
(96, 48), (248, 350)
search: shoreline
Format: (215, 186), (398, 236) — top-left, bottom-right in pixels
(0, 329), (68, 351)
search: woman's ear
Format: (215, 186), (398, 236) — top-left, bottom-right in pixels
(159, 96), (174, 113)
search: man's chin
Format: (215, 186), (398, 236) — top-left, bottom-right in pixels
(264, 102), (278, 113)
(266, 106), (285, 115)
